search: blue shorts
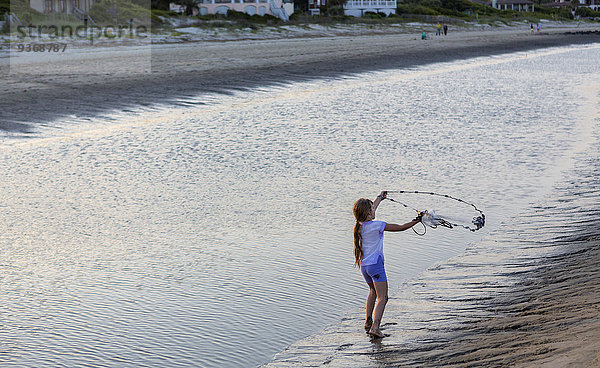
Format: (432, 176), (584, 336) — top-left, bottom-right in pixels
(360, 255), (387, 283)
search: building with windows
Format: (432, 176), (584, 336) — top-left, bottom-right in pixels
(547, 0), (600, 10)
(307, 0), (324, 15)
(343, 0), (397, 16)
(491, 0), (535, 11)
(586, 0), (600, 10)
(308, 0), (397, 16)
(197, 0), (293, 19)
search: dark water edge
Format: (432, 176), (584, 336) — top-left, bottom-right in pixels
(265, 117), (600, 365)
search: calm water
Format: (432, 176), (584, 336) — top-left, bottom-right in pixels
(1, 44), (599, 368)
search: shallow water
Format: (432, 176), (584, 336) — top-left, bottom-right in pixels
(0, 44), (599, 368)
(266, 75), (600, 366)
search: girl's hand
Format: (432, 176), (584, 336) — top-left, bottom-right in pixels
(373, 191), (386, 214)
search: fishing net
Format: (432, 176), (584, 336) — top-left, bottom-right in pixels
(385, 190), (485, 235)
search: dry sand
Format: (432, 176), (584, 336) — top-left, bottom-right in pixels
(1, 25), (599, 134)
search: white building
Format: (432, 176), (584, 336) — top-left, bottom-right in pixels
(491, 0), (535, 11)
(196, 0), (293, 20)
(543, 0), (599, 11)
(343, 0), (397, 16)
(577, 0), (599, 10)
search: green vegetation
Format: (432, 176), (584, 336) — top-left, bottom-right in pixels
(89, 0), (151, 25)
(396, 0), (576, 21)
(151, 8), (179, 25)
(149, 0), (599, 30)
(0, 0), (9, 13)
(218, 10), (283, 25)
(1, 0), (596, 36)
(575, 6), (600, 18)
(2, 0), (41, 24)
(0, 0), (151, 30)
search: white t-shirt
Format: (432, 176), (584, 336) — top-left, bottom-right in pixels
(360, 220), (387, 266)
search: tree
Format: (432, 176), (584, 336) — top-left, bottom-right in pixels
(176, 0), (199, 15)
(151, 0), (170, 10)
(325, 0), (346, 15)
(440, 0), (464, 11)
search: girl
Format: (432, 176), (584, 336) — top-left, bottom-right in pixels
(353, 191), (422, 338)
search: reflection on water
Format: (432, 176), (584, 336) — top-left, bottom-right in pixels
(266, 89), (600, 366)
(0, 44), (599, 368)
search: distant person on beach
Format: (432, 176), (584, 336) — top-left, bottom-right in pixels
(353, 192), (422, 338)
(531, 23), (534, 33)
(421, 31), (428, 40)
(443, 24), (448, 36)
(436, 23), (442, 36)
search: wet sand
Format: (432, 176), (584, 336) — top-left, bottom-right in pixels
(1, 26), (599, 135)
(266, 147), (600, 367)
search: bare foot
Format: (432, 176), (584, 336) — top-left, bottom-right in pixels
(368, 329), (385, 338)
(364, 317), (373, 331)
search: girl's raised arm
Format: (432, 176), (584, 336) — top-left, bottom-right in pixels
(372, 191), (387, 213)
(384, 213), (422, 232)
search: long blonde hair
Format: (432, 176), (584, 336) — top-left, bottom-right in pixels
(353, 198), (373, 267)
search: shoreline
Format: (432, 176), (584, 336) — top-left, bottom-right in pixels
(1, 25), (599, 136)
(266, 233), (600, 367)
(266, 139), (600, 367)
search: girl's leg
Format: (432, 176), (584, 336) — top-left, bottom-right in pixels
(365, 282), (376, 330)
(368, 281), (388, 338)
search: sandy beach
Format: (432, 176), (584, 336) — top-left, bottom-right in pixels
(266, 146), (600, 367)
(1, 24), (599, 134)
(1, 22), (600, 367)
